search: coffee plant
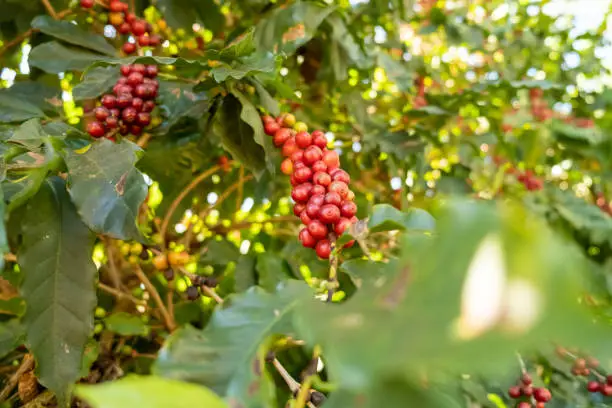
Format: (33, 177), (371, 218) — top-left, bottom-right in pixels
(1, 0), (612, 407)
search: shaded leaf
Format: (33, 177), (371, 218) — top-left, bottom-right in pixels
(29, 41), (106, 74)
(157, 81), (210, 130)
(18, 177), (96, 406)
(154, 281), (313, 407)
(31, 16), (116, 56)
(0, 94), (45, 123)
(255, 253), (292, 291)
(64, 139), (148, 241)
(8, 118), (49, 151)
(156, 0), (224, 34)
(75, 375), (228, 408)
(73, 66), (121, 101)
(0, 319), (24, 359)
(105, 312), (149, 336)
(201, 239), (240, 266)
(368, 204), (436, 233)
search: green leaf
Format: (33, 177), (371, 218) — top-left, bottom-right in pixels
(73, 66), (121, 101)
(75, 375), (228, 408)
(156, 0), (224, 34)
(201, 239), (240, 266)
(229, 85), (278, 175)
(157, 81), (210, 130)
(18, 177), (96, 406)
(29, 41), (107, 74)
(0, 81), (62, 113)
(8, 118), (50, 150)
(31, 16), (116, 56)
(254, 2), (335, 55)
(210, 53), (276, 83)
(0, 319), (24, 359)
(551, 121), (604, 145)
(154, 281), (313, 407)
(105, 312), (149, 336)
(368, 204), (436, 233)
(234, 255), (257, 293)
(79, 340), (100, 378)
(255, 253), (292, 292)
(0, 186), (8, 271)
(64, 139), (148, 241)
(251, 78), (280, 116)
(0, 93), (45, 123)
(212, 94), (266, 178)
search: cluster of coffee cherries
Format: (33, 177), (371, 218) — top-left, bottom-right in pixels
(86, 64), (159, 139)
(261, 114), (358, 259)
(80, 0), (162, 54)
(492, 156), (544, 192)
(555, 347), (612, 396)
(507, 373), (552, 408)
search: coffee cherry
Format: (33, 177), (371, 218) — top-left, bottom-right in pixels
(101, 94), (116, 108)
(293, 203), (306, 216)
(332, 169), (350, 184)
(341, 201), (357, 218)
(106, 116), (118, 129)
(145, 65), (158, 77)
(131, 20), (147, 36)
(282, 113), (296, 127)
(522, 386), (533, 397)
(295, 131), (312, 148)
(517, 403), (531, 408)
(305, 203), (320, 219)
(152, 254), (169, 270)
(117, 95), (133, 110)
(262, 115), (275, 124)
(291, 183), (312, 203)
(312, 133), (328, 149)
(125, 12), (136, 23)
(521, 373), (532, 385)
(308, 194), (325, 207)
(290, 150), (304, 164)
(311, 160), (327, 173)
(118, 22), (131, 34)
(122, 107), (137, 123)
(131, 64), (146, 74)
(120, 66), (131, 77)
(300, 211), (312, 225)
(315, 239), (332, 259)
(137, 35), (150, 46)
(119, 123), (129, 135)
(137, 112), (151, 126)
(312, 185), (326, 196)
(303, 145), (323, 165)
(281, 158), (293, 175)
(587, 381), (600, 393)
(264, 121), (280, 136)
(127, 72), (144, 87)
(324, 192), (342, 207)
(122, 42), (136, 54)
(533, 388), (551, 403)
(113, 84), (133, 95)
(313, 172), (331, 186)
(131, 97), (144, 111)
(602, 384), (612, 396)
(346, 190), (355, 201)
(508, 386), (521, 399)
(143, 100), (156, 112)
(186, 286), (200, 301)
(274, 128), (293, 147)
(130, 125), (143, 135)
(308, 220), (328, 240)
(94, 107), (109, 121)
(329, 181), (349, 199)
(80, 0), (94, 8)
(323, 150), (340, 169)
(87, 121), (106, 138)
(109, 12), (124, 26)
(109, 1), (127, 12)
(334, 217), (353, 235)
(163, 269), (175, 281)
(294, 167), (313, 183)
(319, 204), (341, 224)
(110, 108), (120, 117)
(294, 122), (308, 133)
(282, 137), (300, 157)
(299, 228), (316, 248)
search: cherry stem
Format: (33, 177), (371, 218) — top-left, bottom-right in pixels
(326, 237), (339, 302)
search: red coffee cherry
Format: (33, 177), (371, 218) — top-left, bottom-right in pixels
(293, 203), (306, 216)
(602, 383), (612, 396)
(290, 150), (304, 163)
(101, 94), (117, 108)
(122, 107), (138, 123)
(127, 72), (144, 87)
(145, 65), (159, 78)
(324, 192), (342, 207)
(313, 171), (331, 186)
(113, 84), (133, 95)
(137, 35), (150, 46)
(122, 42), (136, 54)
(303, 145), (323, 165)
(521, 386), (533, 397)
(305, 203), (320, 219)
(315, 239), (332, 259)
(274, 128), (293, 147)
(341, 201), (357, 218)
(106, 116), (118, 129)
(533, 388), (551, 403)
(131, 20), (147, 36)
(87, 121), (106, 138)
(120, 65), (131, 76)
(125, 12), (136, 23)
(143, 100), (156, 112)
(308, 194), (325, 207)
(293, 167), (313, 183)
(329, 181), (349, 198)
(94, 107), (109, 121)
(332, 169), (350, 184)
(119, 22), (132, 34)
(319, 204), (341, 224)
(282, 137), (300, 157)
(311, 130), (327, 149)
(517, 403), (531, 408)
(307, 220), (328, 240)
(116, 93), (133, 108)
(507, 386), (521, 399)
(130, 125), (143, 135)
(136, 112), (151, 126)
(334, 218), (353, 235)
(311, 160), (327, 173)
(80, 0), (94, 8)
(131, 64), (146, 74)
(295, 131), (312, 148)
(131, 97), (144, 111)
(323, 150), (340, 169)
(291, 183), (312, 203)
(110, 108), (120, 117)
(312, 185), (326, 196)
(109, 1), (127, 12)
(262, 115), (275, 124)
(587, 381), (600, 393)
(299, 228), (316, 248)
(300, 211), (312, 225)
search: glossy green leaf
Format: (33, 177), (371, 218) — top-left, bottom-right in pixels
(73, 66), (121, 101)
(75, 375), (228, 408)
(31, 16), (116, 56)
(201, 239), (240, 266)
(157, 81), (210, 130)
(212, 94), (266, 178)
(105, 312), (150, 336)
(0, 94), (45, 123)
(154, 281), (313, 407)
(8, 118), (49, 150)
(29, 41), (106, 74)
(156, 0), (224, 34)
(0, 319), (24, 359)
(255, 253), (293, 292)
(368, 204), (436, 233)
(64, 139), (147, 241)
(18, 177), (96, 406)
